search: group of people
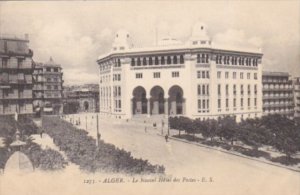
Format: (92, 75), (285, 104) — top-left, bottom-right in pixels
(143, 119), (169, 142)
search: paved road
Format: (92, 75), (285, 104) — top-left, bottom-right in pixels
(65, 113), (300, 195)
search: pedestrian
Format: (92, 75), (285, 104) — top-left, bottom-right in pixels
(165, 134), (168, 142)
(40, 130), (44, 138)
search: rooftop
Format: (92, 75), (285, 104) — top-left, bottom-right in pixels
(98, 22), (262, 61)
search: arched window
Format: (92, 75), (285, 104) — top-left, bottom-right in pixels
(143, 57), (147, 66)
(167, 56), (171, 64)
(161, 56), (165, 65)
(155, 57), (159, 65)
(131, 58), (135, 66)
(137, 58), (141, 66)
(149, 57), (153, 65)
(173, 56), (178, 64)
(180, 55), (184, 64)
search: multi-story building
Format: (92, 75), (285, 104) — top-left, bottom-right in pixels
(97, 22), (263, 121)
(0, 35), (34, 115)
(63, 84), (99, 113)
(293, 77), (300, 118)
(32, 57), (63, 115)
(262, 71), (294, 118)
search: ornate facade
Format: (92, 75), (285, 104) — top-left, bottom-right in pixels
(97, 22), (263, 121)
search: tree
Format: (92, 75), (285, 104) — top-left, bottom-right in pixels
(217, 116), (237, 145)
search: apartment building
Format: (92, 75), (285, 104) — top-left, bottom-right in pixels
(33, 57), (63, 115)
(262, 71), (294, 118)
(0, 35), (34, 115)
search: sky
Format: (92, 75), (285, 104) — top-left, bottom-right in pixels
(0, 1), (299, 85)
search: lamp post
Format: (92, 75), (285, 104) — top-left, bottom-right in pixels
(96, 114), (100, 147)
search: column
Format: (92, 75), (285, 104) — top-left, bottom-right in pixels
(147, 98), (150, 117)
(164, 98), (169, 117)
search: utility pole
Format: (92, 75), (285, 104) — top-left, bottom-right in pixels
(85, 115), (87, 131)
(96, 114), (100, 147)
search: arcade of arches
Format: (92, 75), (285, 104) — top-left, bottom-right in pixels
(132, 85), (185, 116)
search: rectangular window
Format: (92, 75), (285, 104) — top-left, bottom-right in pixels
(241, 85), (244, 95)
(233, 85), (236, 95)
(198, 99), (201, 110)
(254, 98), (257, 106)
(136, 73), (143, 79)
(240, 72), (244, 79)
(248, 84), (251, 95)
(197, 85), (201, 95)
(241, 98), (244, 107)
(247, 73), (250, 79)
(254, 84), (257, 95)
(47, 85), (51, 90)
(218, 84), (221, 96)
(254, 73), (258, 80)
(226, 99), (229, 108)
(217, 71), (221, 79)
(18, 59), (23, 67)
(202, 85), (206, 95)
(225, 72), (229, 79)
(153, 72), (160, 78)
(2, 58), (8, 68)
(233, 98), (236, 107)
(233, 72), (236, 79)
(197, 71), (201, 78)
(202, 71), (206, 78)
(203, 100), (206, 109)
(172, 71), (179, 77)
(207, 85), (209, 95)
(226, 85), (229, 96)
(218, 99), (221, 109)
(248, 98), (250, 107)
(206, 71), (210, 79)
(118, 86), (121, 96)
(207, 99), (209, 110)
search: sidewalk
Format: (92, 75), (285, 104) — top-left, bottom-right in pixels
(166, 134), (300, 173)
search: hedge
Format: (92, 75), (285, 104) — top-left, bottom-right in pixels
(42, 116), (165, 174)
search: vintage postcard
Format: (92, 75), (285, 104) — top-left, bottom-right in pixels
(0, 1), (299, 195)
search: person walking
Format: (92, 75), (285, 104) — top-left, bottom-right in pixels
(165, 134), (169, 142)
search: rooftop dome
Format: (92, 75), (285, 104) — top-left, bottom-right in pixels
(111, 29), (132, 52)
(188, 21), (211, 47)
(45, 57), (60, 67)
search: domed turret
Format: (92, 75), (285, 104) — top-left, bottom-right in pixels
(188, 21), (211, 47)
(111, 29), (132, 52)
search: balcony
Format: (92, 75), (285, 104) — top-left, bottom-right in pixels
(263, 95), (294, 100)
(263, 102), (294, 108)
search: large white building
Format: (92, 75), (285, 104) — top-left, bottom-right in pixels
(97, 22), (263, 121)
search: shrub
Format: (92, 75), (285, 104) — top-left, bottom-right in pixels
(42, 116), (165, 174)
(270, 156), (300, 166)
(23, 142), (67, 171)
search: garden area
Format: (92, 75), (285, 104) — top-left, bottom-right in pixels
(42, 116), (165, 175)
(0, 115), (67, 172)
(169, 114), (300, 166)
